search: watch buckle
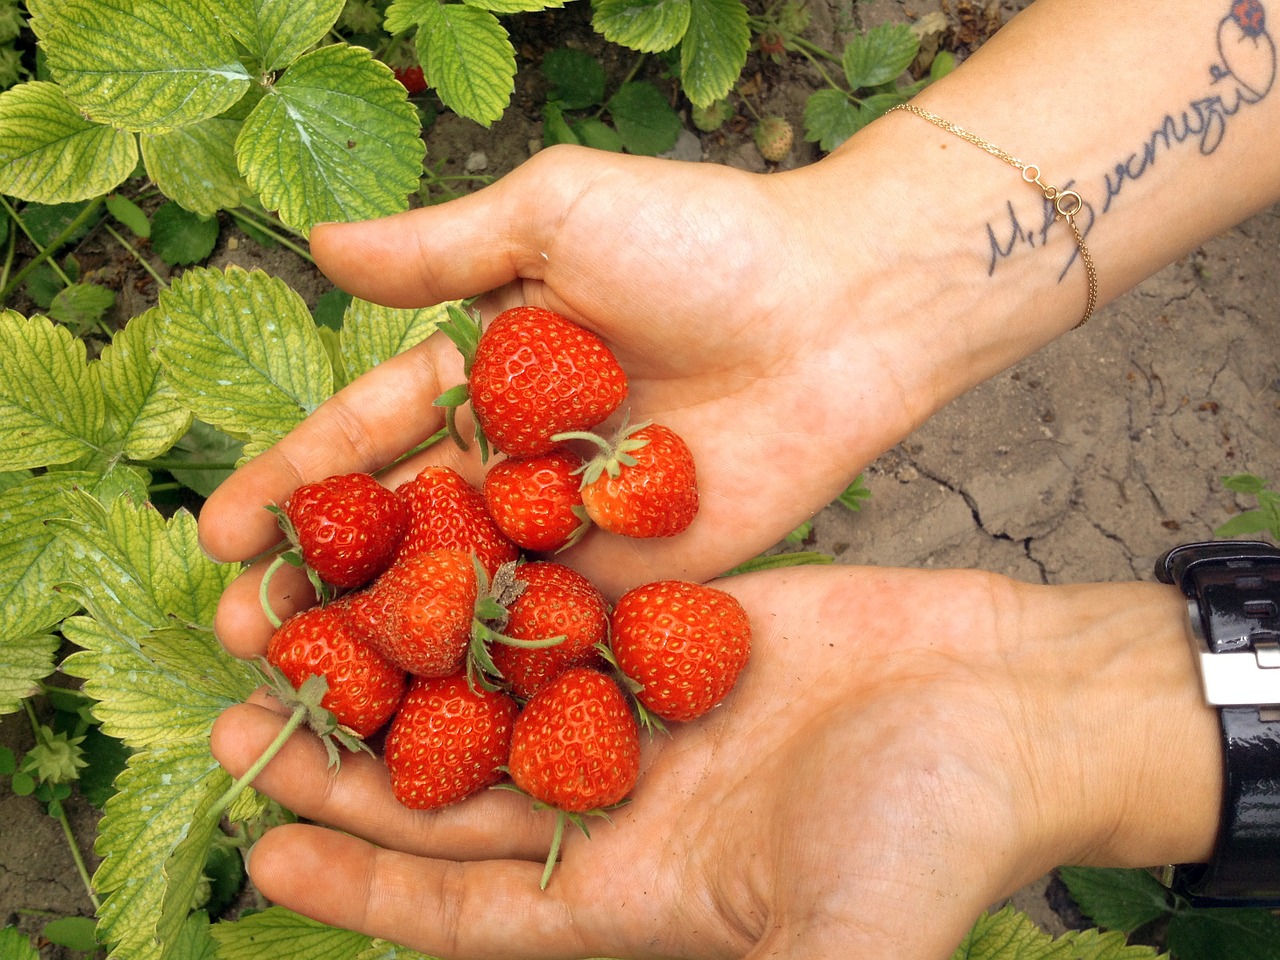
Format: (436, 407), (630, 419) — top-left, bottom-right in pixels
(1187, 600), (1280, 706)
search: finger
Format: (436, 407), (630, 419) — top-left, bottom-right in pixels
(198, 335), (469, 565)
(212, 701), (554, 861)
(212, 557), (318, 658)
(309, 145), (600, 309)
(248, 824), (600, 960)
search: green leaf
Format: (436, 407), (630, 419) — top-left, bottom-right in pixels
(952, 906), (1165, 959)
(1056, 867), (1171, 934)
(0, 81), (137, 203)
(106, 195), (152, 238)
(47, 282), (116, 332)
(339, 299), (448, 380)
(1215, 509), (1280, 538)
(541, 102), (579, 147)
(141, 115), (252, 217)
(237, 44), (424, 234)
(541, 47), (605, 110)
(153, 265), (334, 446)
(41, 916), (99, 953)
(842, 22), (918, 90)
(608, 81), (681, 155)
(28, 0), (252, 132)
(467, 0), (566, 12)
(416, 4), (516, 126)
(1167, 907), (1280, 960)
(50, 495), (238, 641)
(837, 474), (871, 511)
(150, 202), (221, 266)
(20, 200), (102, 249)
(593, 0), (691, 53)
(678, 0), (749, 107)
(98, 309), (195, 462)
(803, 87), (869, 152)
(573, 118), (625, 152)
(0, 471), (84, 650)
(224, 0), (347, 72)
(92, 741), (230, 960)
(1222, 473), (1269, 495)
(0, 311), (105, 471)
(171, 912), (220, 960)
(0, 634), (58, 715)
(384, 0), (434, 34)
(166, 421), (245, 499)
(0, 926), (40, 960)
(211, 907), (373, 960)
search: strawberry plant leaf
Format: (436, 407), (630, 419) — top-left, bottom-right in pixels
(541, 47), (605, 110)
(842, 22), (918, 90)
(0, 311), (106, 471)
(149, 203), (221, 267)
(415, 3), (516, 126)
(236, 44), (424, 234)
(593, 0), (691, 54)
(0, 634), (58, 715)
(951, 906), (1165, 959)
(41, 916), (99, 953)
(0, 81), (137, 203)
(384, 0), (434, 34)
(166, 421), (245, 499)
(92, 740), (230, 960)
(339, 298), (449, 380)
(27, 0), (253, 133)
(211, 906), (374, 960)
(574, 118), (625, 152)
(1167, 906), (1280, 960)
(223, 0), (347, 73)
(468, 0), (568, 13)
(803, 88), (868, 152)
(106, 195), (152, 239)
(0, 927), (40, 960)
(141, 115), (253, 217)
(153, 265), (335, 448)
(678, 0), (749, 108)
(1056, 866), (1171, 934)
(608, 81), (682, 155)
(48, 282), (116, 333)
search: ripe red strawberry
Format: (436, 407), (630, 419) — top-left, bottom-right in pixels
(609, 580), (751, 722)
(482, 447), (590, 553)
(277, 472), (408, 589)
(559, 421), (699, 539)
(359, 548), (479, 677)
(266, 601), (407, 738)
(436, 305), (628, 458)
(490, 562), (608, 699)
(505, 667), (641, 887)
(393, 65), (427, 94)
(395, 465), (519, 577)
(384, 672), (518, 809)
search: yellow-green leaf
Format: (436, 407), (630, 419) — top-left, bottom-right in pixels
(224, 0), (347, 72)
(153, 266), (334, 444)
(340, 299), (449, 381)
(417, 4), (516, 126)
(0, 633), (59, 714)
(0, 81), (137, 203)
(593, 0), (691, 53)
(140, 115), (251, 216)
(98, 310), (194, 462)
(236, 44), (424, 235)
(0, 311), (106, 470)
(678, 0), (749, 107)
(28, 0), (253, 133)
(211, 908), (373, 960)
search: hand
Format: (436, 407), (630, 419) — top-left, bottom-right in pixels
(210, 564), (1221, 960)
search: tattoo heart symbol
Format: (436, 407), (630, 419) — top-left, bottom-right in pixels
(1219, 1), (1277, 100)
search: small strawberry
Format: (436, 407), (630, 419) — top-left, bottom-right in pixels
(753, 116), (793, 163)
(503, 667), (641, 887)
(393, 65), (427, 94)
(361, 548), (480, 677)
(395, 465), (519, 577)
(555, 420), (699, 539)
(691, 99), (736, 133)
(609, 580), (751, 723)
(482, 447), (590, 553)
(266, 602), (408, 739)
(384, 672), (519, 809)
(436, 304), (628, 459)
(490, 562), (608, 699)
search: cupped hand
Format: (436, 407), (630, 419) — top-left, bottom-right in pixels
(210, 564), (1219, 960)
(198, 141), (974, 655)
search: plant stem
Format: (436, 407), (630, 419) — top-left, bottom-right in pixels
(102, 223), (169, 290)
(208, 705), (308, 822)
(228, 205), (315, 263)
(0, 195), (104, 303)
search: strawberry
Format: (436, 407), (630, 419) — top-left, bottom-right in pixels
(482, 447), (590, 553)
(265, 601), (407, 739)
(753, 116), (793, 163)
(270, 472), (408, 593)
(360, 548), (480, 677)
(395, 465), (519, 577)
(490, 562), (608, 699)
(504, 667), (641, 887)
(556, 420), (699, 539)
(384, 672), (519, 809)
(436, 304), (628, 459)
(393, 65), (427, 94)
(609, 579), (751, 723)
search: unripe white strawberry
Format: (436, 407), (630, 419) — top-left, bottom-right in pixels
(692, 99), (735, 132)
(753, 116), (793, 163)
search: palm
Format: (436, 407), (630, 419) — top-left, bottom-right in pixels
(212, 566), (1041, 960)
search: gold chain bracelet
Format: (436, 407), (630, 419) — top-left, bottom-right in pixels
(889, 103), (1097, 329)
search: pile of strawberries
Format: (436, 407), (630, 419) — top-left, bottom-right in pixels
(259, 305), (751, 886)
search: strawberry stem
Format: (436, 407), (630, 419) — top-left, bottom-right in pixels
(541, 809), (566, 889)
(258, 554), (289, 629)
(207, 703), (307, 822)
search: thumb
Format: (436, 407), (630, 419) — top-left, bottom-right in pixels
(309, 144), (600, 309)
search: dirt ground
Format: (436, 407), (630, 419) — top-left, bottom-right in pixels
(3, 0), (1278, 953)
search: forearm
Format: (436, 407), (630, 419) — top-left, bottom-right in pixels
(796, 0), (1279, 426)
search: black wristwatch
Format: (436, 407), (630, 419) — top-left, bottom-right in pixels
(1155, 540), (1280, 907)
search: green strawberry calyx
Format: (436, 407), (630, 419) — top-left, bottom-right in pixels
(466, 558), (566, 694)
(594, 641), (669, 739)
(432, 303), (492, 462)
(551, 416), (653, 487)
